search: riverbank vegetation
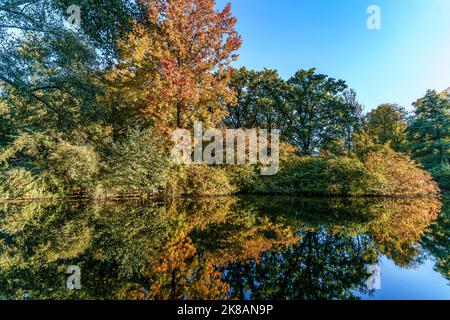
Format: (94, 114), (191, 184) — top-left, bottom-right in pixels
(0, 0), (448, 201)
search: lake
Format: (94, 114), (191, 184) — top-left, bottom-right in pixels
(0, 194), (448, 300)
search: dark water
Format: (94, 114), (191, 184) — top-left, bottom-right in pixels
(0, 194), (448, 300)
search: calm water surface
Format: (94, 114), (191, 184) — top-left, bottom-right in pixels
(0, 194), (448, 300)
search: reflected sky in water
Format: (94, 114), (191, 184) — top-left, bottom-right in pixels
(357, 256), (449, 300)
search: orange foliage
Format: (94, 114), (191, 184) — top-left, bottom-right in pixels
(138, 0), (242, 131)
(364, 148), (440, 196)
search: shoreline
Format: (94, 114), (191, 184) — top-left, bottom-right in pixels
(0, 191), (445, 205)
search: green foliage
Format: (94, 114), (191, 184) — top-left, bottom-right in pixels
(47, 142), (100, 191)
(324, 156), (376, 195)
(224, 68), (363, 156)
(240, 147), (439, 197)
(0, 168), (50, 200)
(242, 155), (373, 196)
(103, 127), (171, 197)
(285, 69), (362, 155)
(174, 164), (236, 196)
(364, 104), (408, 152)
(52, 0), (147, 63)
(430, 164), (450, 190)
(408, 89), (450, 168)
(223, 67), (290, 130)
(0, 131), (102, 198)
(224, 164), (259, 192)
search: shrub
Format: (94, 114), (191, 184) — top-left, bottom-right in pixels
(244, 156), (375, 196)
(363, 148), (440, 196)
(240, 147), (439, 196)
(174, 164), (236, 196)
(47, 142), (101, 194)
(224, 165), (259, 193)
(324, 156), (376, 195)
(0, 133), (100, 199)
(104, 127), (171, 197)
(249, 156), (328, 195)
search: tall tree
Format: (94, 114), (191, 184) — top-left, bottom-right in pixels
(365, 103), (408, 152)
(408, 89), (450, 168)
(283, 69), (361, 155)
(341, 89), (363, 154)
(109, 0), (242, 132)
(0, 0), (142, 137)
(0, 0), (149, 196)
(222, 67), (289, 130)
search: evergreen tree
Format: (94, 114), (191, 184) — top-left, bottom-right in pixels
(408, 89), (450, 168)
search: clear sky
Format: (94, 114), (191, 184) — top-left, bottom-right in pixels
(216, 0), (450, 112)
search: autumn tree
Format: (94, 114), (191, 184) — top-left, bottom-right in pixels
(109, 0), (242, 132)
(364, 104), (408, 152)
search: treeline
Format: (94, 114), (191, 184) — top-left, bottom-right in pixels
(0, 0), (448, 201)
(223, 67), (449, 191)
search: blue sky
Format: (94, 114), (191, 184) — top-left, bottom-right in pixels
(216, 0), (450, 112)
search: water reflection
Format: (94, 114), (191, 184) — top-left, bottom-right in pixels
(0, 195), (446, 300)
(421, 195), (450, 284)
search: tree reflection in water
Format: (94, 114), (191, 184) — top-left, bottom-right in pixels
(0, 195), (444, 300)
